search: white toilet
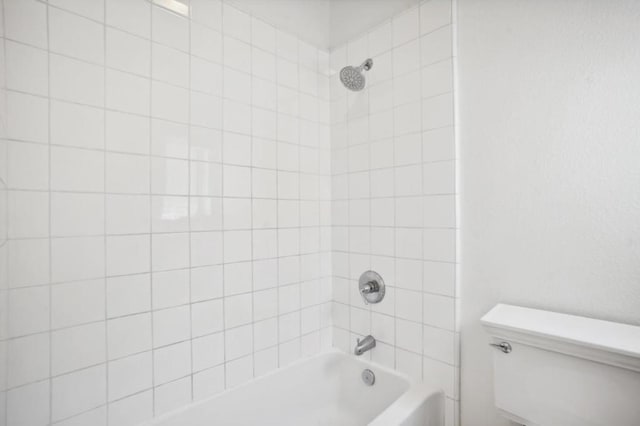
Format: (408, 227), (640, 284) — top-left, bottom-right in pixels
(482, 304), (640, 426)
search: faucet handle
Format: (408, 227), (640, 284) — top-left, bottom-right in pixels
(358, 271), (385, 305)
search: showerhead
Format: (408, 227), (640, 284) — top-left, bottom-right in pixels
(340, 58), (373, 91)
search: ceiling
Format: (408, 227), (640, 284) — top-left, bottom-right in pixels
(225, 0), (419, 50)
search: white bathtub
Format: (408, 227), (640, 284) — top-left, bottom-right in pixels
(144, 350), (444, 426)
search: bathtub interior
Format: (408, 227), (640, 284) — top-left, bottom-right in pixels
(146, 351), (436, 426)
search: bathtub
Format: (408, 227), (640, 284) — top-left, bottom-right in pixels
(144, 350), (444, 426)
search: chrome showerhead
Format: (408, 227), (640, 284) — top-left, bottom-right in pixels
(340, 58), (373, 91)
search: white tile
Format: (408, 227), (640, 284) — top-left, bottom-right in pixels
(421, 26), (452, 65)
(152, 269), (189, 309)
(423, 292), (455, 330)
(106, 234), (151, 275)
(422, 93), (454, 130)
(224, 293), (252, 328)
(152, 81), (189, 123)
(423, 261), (455, 297)
(252, 18), (276, 53)
(50, 54), (104, 107)
(223, 165), (251, 197)
(52, 279), (105, 329)
(225, 354), (253, 388)
(422, 59), (453, 98)
(224, 68), (251, 103)
(49, 7), (104, 64)
(51, 192), (104, 236)
(192, 332), (224, 372)
(222, 4), (250, 42)
(223, 99), (251, 134)
(151, 157), (188, 195)
(251, 47), (276, 81)
(223, 198), (251, 230)
(6, 91), (48, 143)
(106, 194), (151, 234)
(396, 197), (423, 228)
(423, 125), (455, 162)
(106, 69), (151, 115)
(193, 365), (225, 400)
(51, 236), (105, 282)
(190, 127), (222, 162)
(7, 333), (49, 387)
(109, 351), (152, 400)
(106, 0), (151, 39)
(8, 190), (49, 238)
(154, 342), (191, 386)
(252, 229), (277, 260)
(191, 22), (222, 63)
(152, 5), (189, 51)
(191, 92), (223, 129)
(8, 238), (50, 287)
(55, 407), (106, 426)
(4, 0), (48, 48)
(154, 376), (191, 416)
(191, 299), (224, 337)
(106, 28), (151, 76)
(52, 365), (106, 421)
(423, 324), (455, 364)
(191, 231), (223, 266)
(225, 324), (252, 360)
(51, 146), (104, 192)
(396, 318), (422, 353)
(276, 30), (298, 62)
(6, 381), (50, 426)
(223, 132), (251, 166)
(423, 161), (455, 194)
(153, 305), (190, 347)
(51, 100), (104, 150)
(395, 164), (422, 196)
(253, 318), (277, 351)
(6, 141), (47, 190)
(191, 0), (222, 30)
(423, 195), (455, 228)
(224, 261), (253, 295)
(393, 39), (421, 76)
(50, 0), (104, 22)
(392, 7), (420, 47)
(108, 390), (153, 426)
(191, 265), (223, 302)
(369, 22), (392, 57)
(107, 313), (152, 359)
(106, 111), (150, 155)
(52, 322), (105, 375)
(191, 162), (223, 197)
(191, 57), (222, 95)
(152, 232), (189, 271)
(190, 196), (222, 232)
(252, 77), (277, 110)
(151, 195), (189, 232)
(5, 40), (48, 95)
(396, 288), (422, 322)
(153, 43), (189, 87)
(106, 274), (151, 318)
(223, 230), (251, 263)
(423, 356), (455, 398)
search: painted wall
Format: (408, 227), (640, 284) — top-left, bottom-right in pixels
(457, 1), (640, 425)
(1, 0), (332, 424)
(329, 1), (459, 424)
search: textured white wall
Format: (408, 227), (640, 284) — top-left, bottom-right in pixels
(457, 1), (640, 425)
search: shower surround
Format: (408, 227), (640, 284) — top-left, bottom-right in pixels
(0, 0), (458, 425)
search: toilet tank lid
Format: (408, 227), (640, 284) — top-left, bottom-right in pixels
(481, 304), (640, 369)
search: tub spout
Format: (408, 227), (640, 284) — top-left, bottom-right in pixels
(354, 335), (376, 356)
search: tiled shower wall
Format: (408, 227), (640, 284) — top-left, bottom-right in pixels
(1, 0), (332, 424)
(329, 0), (459, 424)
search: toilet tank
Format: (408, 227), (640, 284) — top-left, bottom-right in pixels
(481, 304), (640, 426)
